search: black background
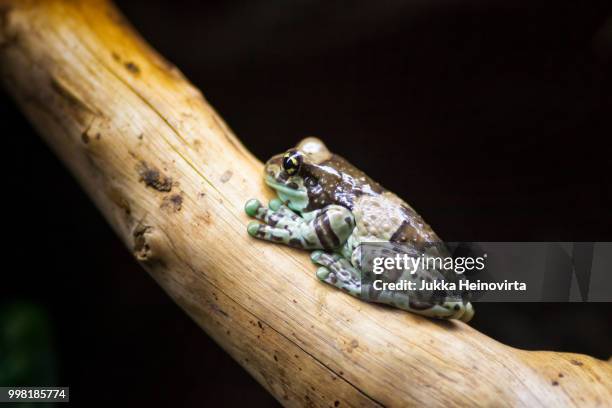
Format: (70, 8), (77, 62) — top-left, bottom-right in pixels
(2, 1), (611, 406)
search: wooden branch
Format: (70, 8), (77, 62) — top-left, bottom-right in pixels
(1, 1), (610, 406)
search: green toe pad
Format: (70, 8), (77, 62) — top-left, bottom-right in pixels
(247, 221), (260, 236)
(316, 266), (331, 280)
(245, 199), (261, 217)
(310, 250), (323, 263)
(268, 198), (282, 211)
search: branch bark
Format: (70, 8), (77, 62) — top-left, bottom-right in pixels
(1, 1), (610, 406)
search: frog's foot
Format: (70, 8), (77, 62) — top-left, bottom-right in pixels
(311, 250), (362, 297)
(246, 199), (313, 249)
(245, 198), (301, 225)
(246, 200), (354, 251)
(387, 295), (474, 322)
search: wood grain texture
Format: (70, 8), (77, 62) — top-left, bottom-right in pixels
(1, 1), (610, 406)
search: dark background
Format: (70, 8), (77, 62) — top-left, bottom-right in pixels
(2, 0), (611, 406)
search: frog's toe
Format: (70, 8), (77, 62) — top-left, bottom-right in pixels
(245, 199), (262, 217)
(268, 198), (282, 211)
(452, 303), (466, 321)
(310, 250), (344, 267)
(460, 303), (475, 322)
(443, 301), (474, 322)
(316, 266), (332, 281)
(247, 221), (261, 237)
(310, 250), (324, 263)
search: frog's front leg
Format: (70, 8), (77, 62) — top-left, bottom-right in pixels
(245, 199), (354, 250)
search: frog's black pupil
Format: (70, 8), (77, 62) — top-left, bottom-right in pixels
(282, 153), (301, 174)
(282, 156), (293, 170)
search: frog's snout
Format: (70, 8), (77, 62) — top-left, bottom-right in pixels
(264, 155), (283, 179)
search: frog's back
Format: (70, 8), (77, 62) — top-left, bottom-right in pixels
(309, 152), (441, 247)
(351, 189), (441, 247)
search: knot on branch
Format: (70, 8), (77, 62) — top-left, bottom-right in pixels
(132, 224), (165, 265)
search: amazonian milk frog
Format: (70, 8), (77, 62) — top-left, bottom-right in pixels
(245, 137), (474, 321)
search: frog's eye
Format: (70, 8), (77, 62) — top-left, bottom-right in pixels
(282, 151), (302, 175)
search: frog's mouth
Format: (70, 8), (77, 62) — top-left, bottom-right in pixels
(265, 174), (309, 213)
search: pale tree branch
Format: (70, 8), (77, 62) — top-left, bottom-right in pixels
(1, 1), (610, 406)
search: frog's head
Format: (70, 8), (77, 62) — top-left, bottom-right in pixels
(264, 137), (336, 213)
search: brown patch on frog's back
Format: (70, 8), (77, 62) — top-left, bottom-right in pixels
(389, 220), (415, 243)
(389, 194), (441, 245)
(322, 155), (383, 194)
(302, 154), (384, 212)
(389, 214), (439, 247)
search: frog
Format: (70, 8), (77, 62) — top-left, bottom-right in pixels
(245, 137), (474, 322)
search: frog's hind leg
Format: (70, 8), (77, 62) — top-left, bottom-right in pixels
(310, 249), (475, 322)
(386, 294), (474, 322)
(311, 251), (362, 297)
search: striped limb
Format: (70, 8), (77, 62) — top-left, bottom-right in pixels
(245, 199), (354, 251)
(311, 250), (474, 321)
